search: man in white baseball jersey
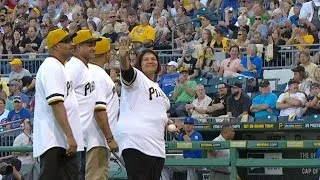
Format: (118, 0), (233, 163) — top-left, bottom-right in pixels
(65, 29), (101, 179)
(33, 29), (84, 180)
(87, 37), (119, 180)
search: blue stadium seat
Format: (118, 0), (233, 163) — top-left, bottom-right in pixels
(255, 115), (278, 122)
(303, 114), (320, 122)
(227, 76), (247, 91)
(272, 90), (283, 97)
(195, 77), (208, 85)
(167, 91), (174, 102)
(207, 77), (227, 85)
(204, 84), (217, 95)
(277, 83), (287, 92)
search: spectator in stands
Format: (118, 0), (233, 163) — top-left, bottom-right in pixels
(0, 91), (13, 111)
(127, 9), (139, 32)
(250, 3), (270, 25)
(199, 15), (215, 33)
(206, 82), (230, 119)
(199, 29), (213, 48)
(154, 16), (170, 49)
(208, 124), (238, 180)
(3, 35), (21, 59)
(186, 84), (212, 120)
(109, 67), (120, 82)
(286, 24), (314, 50)
(13, 29), (22, 50)
(19, 76), (36, 96)
(8, 58), (32, 82)
(227, 82), (252, 121)
(198, 46), (220, 79)
(231, 28), (249, 48)
(13, 119), (38, 180)
(175, 6), (193, 34)
(289, 2), (302, 26)
(298, 50), (317, 81)
(129, 13), (155, 50)
(219, 45), (241, 77)
(159, 61), (179, 97)
(249, 31), (268, 46)
(7, 96), (31, 129)
(19, 26), (42, 53)
(248, 15), (268, 40)
(250, 80), (279, 118)
(171, 66), (197, 117)
(0, 97), (9, 129)
(267, 28), (286, 66)
(303, 82), (320, 116)
(0, 77), (9, 97)
(268, 8), (287, 30)
(299, 0), (320, 41)
(277, 79), (306, 119)
(239, 44), (263, 78)
(8, 81), (29, 108)
(312, 66), (320, 83)
(290, 65), (311, 96)
(177, 47), (199, 79)
(210, 28), (229, 52)
(101, 22), (118, 43)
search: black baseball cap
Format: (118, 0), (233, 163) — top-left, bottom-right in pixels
(230, 82), (242, 88)
(288, 79), (300, 85)
(311, 82), (320, 88)
(259, 80), (270, 87)
(291, 65), (305, 72)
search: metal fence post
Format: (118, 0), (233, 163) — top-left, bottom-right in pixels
(230, 148), (238, 180)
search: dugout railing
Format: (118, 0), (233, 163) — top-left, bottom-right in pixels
(3, 140), (320, 180)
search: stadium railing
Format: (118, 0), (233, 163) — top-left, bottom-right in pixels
(1, 44), (319, 77)
(3, 140), (320, 180)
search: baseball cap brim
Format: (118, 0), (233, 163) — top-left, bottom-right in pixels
(79, 37), (102, 44)
(59, 33), (77, 44)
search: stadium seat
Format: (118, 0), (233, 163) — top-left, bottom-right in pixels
(204, 84), (217, 96)
(250, 91), (261, 99)
(195, 77), (208, 85)
(272, 90), (283, 97)
(227, 76), (247, 92)
(255, 115), (278, 122)
(303, 114), (320, 122)
(277, 83), (287, 92)
(207, 77), (227, 85)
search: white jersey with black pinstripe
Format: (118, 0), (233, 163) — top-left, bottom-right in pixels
(66, 57), (96, 149)
(86, 63), (119, 151)
(114, 68), (170, 158)
(33, 57), (84, 158)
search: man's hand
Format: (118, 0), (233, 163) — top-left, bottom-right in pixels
(66, 135), (77, 156)
(207, 106), (215, 113)
(107, 139), (118, 152)
(183, 135), (191, 142)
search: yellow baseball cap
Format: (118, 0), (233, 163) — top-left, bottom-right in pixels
(179, 66), (189, 73)
(30, 7), (40, 15)
(73, 30), (102, 45)
(95, 37), (111, 55)
(9, 58), (22, 65)
(46, 29), (76, 49)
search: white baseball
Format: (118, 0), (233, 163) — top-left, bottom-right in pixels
(167, 124), (177, 132)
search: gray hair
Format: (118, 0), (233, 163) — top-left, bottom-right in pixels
(247, 44), (257, 53)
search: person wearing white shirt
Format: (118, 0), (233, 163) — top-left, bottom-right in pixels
(13, 119), (38, 180)
(186, 84), (212, 121)
(277, 79), (307, 119)
(115, 38), (170, 180)
(208, 124), (239, 180)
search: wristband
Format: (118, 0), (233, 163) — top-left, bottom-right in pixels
(107, 136), (114, 143)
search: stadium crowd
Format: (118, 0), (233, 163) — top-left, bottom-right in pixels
(0, 0), (319, 179)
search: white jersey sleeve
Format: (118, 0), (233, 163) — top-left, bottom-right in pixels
(41, 62), (68, 105)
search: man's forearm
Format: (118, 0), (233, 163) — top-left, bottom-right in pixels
(94, 110), (113, 140)
(51, 102), (74, 138)
(183, 83), (195, 96)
